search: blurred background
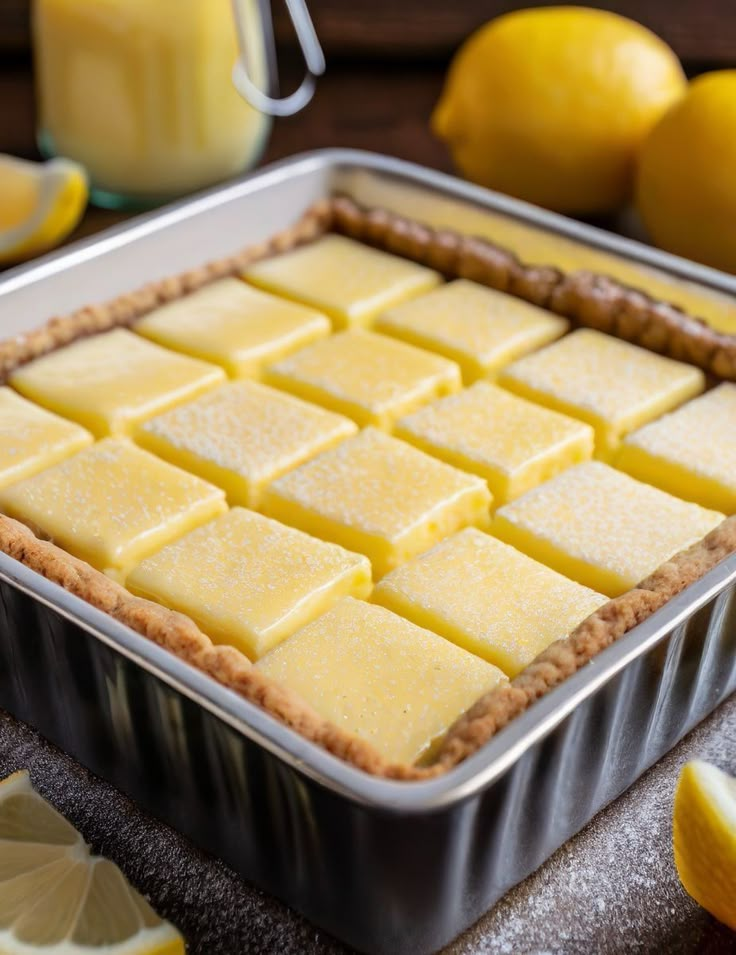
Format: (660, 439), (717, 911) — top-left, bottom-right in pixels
(1, 0), (734, 242)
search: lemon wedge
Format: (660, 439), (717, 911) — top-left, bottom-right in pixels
(0, 770), (184, 954)
(0, 155), (87, 266)
(673, 759), (736, 930)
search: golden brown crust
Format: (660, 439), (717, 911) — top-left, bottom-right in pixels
(331, 195), (736, 380)
(1, 196), (736, 780)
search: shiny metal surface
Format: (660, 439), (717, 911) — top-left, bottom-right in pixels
(1, 150), (735, 954)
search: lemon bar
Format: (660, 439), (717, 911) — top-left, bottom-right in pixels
(135, 278), (331, 378)
(265, 329), (461, 430)
(257, 597), (506, 763)
(373, 528), (607, 677)
(375, 279), (568, 382)
(498, 328), (705, 458)
(395, 382), (594, 506)
(0, 438), (226, 580)
(127, 508), (371, 660)
(616, 384), (736, 515)
(262, 428), (492, 578)
(10, 329), (225, 438)
(491, 461), (724, 597)
(0, 387), (92, 489)
(244, 234), (441, 329)
(136, 381), (357, 510)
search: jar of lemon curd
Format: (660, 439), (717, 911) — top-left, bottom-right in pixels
(32, 0), (316, 208)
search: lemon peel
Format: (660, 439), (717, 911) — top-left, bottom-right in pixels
(0, 155), (87, 266)
(673, 759), (736, 930)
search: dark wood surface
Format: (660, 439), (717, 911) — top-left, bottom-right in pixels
(4, 0), (736, 64)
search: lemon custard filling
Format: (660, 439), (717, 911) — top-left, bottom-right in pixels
(0, 386), (92, 489)
(492, 461), (724, 597)
(244, 233), (442, 328)
(136, 380), (357, 510)
(10, 328), (225, 438)
(264, 328), (462, 430)
(257, 597), (507, 764)
(373, 528), (607, 677)
(498, 328), (705, 459)
(616, 384), (736, 515)
(135, 278), (331, 378)
(375, 278), (568, 382)
(261, 427), (493, 579)
(127, 508), (372, 660)
(395, 381), (594, 506)
(0, 438), (227, 581)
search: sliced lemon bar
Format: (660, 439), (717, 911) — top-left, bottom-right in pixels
(375, 279), (568, 382)
(128, 508), (371, 659)
(0, 437), (226, 581)
(373, 528), (607, 677)
(395, 382), (594, 506)
(498, 328), (704, 459)
(135, 278), (330, 378)
(262, 428), (492, 578)
(616, 383), (736, 514)
(136, 381), (357, 509)
(0, 386), (92, 489)
(10, 328), (225, 437)
(257, 597), (506, 764)
(244, 234), (441, 329)
(491, 461), (723, 597)
(265, 329), (461, 430)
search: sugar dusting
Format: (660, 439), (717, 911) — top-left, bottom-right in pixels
(447, 696), (736, 954)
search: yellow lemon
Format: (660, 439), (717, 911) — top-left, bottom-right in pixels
(673, 760), (736, 931)
(0, 769), (185, 953)
(637, 70), (736, 274)
(0, 155), (87, 266)
(432, 6), (686, 215)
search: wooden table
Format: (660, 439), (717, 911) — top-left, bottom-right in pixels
(1, 28), (735, 954)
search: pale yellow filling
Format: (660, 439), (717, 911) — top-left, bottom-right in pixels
(135, 278), (331, 378)
(257, 597), (506, 763)
(616, 383), (736, 515)
(375, 278), (568, 382)
(10, 328), (225, 437)
(0, 437), (226, 580)
(0, 387), (92, 489)
(244, 234), (441, 329)
(491, 461), (724, 597)
(395, 382), (594, 506)
(498, 328), (705, 459)
(373, 528), (607, 677)
(261, 428), (492, 578)
(127, 508), (371, 659)
(265, 328), (461, 430)
(136, 381), (357, 509)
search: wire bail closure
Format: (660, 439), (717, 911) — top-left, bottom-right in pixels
(231, 0), (325, 118)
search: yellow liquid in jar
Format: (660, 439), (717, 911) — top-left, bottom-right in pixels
(33, 0), (271, 202)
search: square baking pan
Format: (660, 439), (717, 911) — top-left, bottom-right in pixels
(1, 150), (735, 955)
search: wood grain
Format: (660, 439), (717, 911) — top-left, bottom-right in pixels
(4, 1), (736, 64)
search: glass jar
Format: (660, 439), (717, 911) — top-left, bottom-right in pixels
(32, 0), (272, 208)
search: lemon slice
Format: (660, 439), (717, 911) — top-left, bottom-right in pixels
(673, 759), (736, 930)
(0, 155), (87, 266)
(0, 770), (185, 954)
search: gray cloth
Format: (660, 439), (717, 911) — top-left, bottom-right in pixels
(1, 697), (734, 955)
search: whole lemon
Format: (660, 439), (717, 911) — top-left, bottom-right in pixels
(432, 6), (686, 215)
(637, 70), (736, 274)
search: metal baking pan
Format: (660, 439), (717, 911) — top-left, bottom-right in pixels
(1, 150), (735, 955)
